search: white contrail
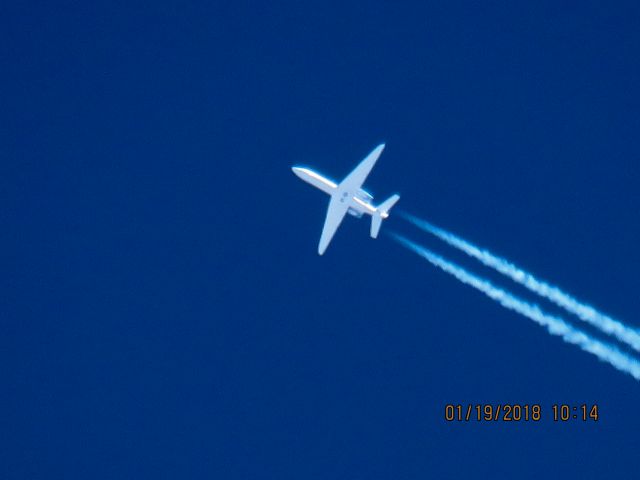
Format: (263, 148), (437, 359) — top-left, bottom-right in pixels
(401, 212), (640, 353)
(389, 232), (640, 381)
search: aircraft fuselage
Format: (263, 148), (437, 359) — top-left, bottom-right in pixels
(292, 167), (378, 218)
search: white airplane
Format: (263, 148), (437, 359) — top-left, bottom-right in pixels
(292, 144), (400, 255)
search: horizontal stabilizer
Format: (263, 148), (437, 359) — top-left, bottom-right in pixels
(370, 194), (400, 238)
(371, 215), (383, 238)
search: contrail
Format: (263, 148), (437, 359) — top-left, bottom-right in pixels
(401, 212), (640, 353)
(389, 232), (640, 381)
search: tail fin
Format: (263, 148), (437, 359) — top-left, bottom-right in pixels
(370, 194), (400, 238)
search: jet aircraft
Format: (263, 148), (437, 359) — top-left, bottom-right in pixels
(292, 144), (400, 255)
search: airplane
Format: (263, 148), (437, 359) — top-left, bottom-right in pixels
(292, 143), (400, 255)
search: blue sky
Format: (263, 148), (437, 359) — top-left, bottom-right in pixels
(3, 1), (640, 478)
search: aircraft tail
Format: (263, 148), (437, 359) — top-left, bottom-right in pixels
(371, 194), (400, 238)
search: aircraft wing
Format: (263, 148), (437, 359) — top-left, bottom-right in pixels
(318, 195), (350, 255)
(339, 143), (385, 191)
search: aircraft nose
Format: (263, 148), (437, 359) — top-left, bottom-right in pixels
(291, 166), (305, 178)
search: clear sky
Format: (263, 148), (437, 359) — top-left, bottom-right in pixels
(4, 1), (640, 478)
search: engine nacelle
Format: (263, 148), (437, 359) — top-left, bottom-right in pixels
(347, 207), (363, 218)
(355, 189), (373, 203)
